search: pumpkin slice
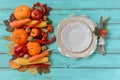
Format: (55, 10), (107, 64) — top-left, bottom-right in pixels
(9, 60), (21, 69)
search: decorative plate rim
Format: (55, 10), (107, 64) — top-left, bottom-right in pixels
(56, 15), (98, 59)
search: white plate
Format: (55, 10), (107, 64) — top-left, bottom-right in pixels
(61, 20), (92, 52)
(56, 15), (97, 59)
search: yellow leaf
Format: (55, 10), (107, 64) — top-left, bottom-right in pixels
(28, 67), (37, 75)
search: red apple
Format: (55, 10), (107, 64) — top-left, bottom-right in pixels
(14, 45), (27, 58)
(31, 9), (43, 20)
(30, 28), (41, 37)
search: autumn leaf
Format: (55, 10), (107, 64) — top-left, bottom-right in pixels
(28, 67), (37, 75)
(6, 42), (15, 52)
(3, 36), (12, 41)
(6, 51), (14, 55)
(93, 27), (100, 37)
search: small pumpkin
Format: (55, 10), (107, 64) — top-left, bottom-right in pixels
(27, 42), (41, 56)
(12, 29), (28, 44)
(14, 5), (31, 20)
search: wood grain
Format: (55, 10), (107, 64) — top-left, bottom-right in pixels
(1, 10), (120, 23)
(0, 39), (120, 53)
(0, 0), (120, 9)
(0, 53), (120, 68)
(0, 68), (120, 80)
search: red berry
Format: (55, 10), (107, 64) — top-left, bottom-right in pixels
(100, 29), (107, 36)
(47, 24), (52, 33)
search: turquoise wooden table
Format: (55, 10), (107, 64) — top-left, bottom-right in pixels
(0, 0), (120, 80)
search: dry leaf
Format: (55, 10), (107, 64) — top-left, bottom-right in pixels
(18, 66), (27, 72)
(4, 36), (12, 41)
(9, 13), (17, 22)
(8, 42), (15, 51)
(93, 27), (100, 37)
(37, 67), (50, 75)
(6, 51), (14, 55)
(100, 16), (103, 29)
(9, 60), (21, 69)
(43, 67), (50, 74)
(103, 16), (110, 27)
(37, 67), (43, 75)
(3, 20), (14, 32)
(28, 67), (37, 75)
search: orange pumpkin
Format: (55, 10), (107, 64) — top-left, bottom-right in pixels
(27, 42), (41, 56)
(14, 5), (31, 20)
(12, 29), (28, 44)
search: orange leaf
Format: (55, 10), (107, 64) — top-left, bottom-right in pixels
(6, 51), (14, 55)
(6, 42), (15, 52)
(3, 36), (12, 41)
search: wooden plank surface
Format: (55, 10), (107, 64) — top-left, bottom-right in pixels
(1, 0), (120, 9)
(0, 39), (120, 53)
(1, 10), (120, 24)
(0, 68), (120, 80)
(0, 0), (120, 80)
(0, 53), (120, 68)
